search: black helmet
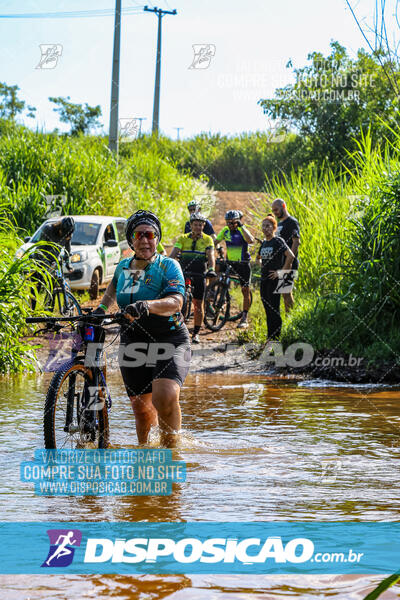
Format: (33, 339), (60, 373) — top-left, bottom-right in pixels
(190, 212), (207, 223)
(225, 210), (242, 221)
(60, 216), (75, 237)
(126, 210), (162, 249)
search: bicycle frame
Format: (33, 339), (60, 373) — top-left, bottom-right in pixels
(52, 249), (75, 314)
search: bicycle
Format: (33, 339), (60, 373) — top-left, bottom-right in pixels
(203, 248), (253, 331)
(26, 310), (122, 449)
(30, 248), (82, 317)
(181, 271), (209, 323)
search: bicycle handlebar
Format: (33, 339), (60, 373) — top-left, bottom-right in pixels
(183, 271), (213, 279)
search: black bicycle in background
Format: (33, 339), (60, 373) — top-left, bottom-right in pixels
(181, 271), (210, 323)
(30, 248), (82, 317)
(203, 247), (253, 331)
(26, 310), (122, 449)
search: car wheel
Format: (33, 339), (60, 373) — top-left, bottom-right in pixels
(89, 269), (100, 300)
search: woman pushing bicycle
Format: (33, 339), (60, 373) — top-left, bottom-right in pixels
(95, 210), (191, 447)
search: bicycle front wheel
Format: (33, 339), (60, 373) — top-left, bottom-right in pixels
(204, 281), (230, 331)
(44, 362), (109, 449)
(53, 289), (82, 317)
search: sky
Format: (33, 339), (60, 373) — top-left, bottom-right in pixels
(0, 0), (387, 138)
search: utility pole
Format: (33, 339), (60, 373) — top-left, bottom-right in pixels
(109, 0), (121, 154)
(136, 117), (147, 137)
(174, 127), (183, 140)
(144, 5), (177, 136)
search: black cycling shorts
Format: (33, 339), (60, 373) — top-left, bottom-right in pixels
(119, 326), (191, 396)
(228, 261), (251, 287)
(191, 274), (206, 300)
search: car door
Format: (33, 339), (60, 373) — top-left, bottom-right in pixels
(103, 222), (121, 278)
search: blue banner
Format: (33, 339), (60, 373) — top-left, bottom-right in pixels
(0, 522), (399, 574)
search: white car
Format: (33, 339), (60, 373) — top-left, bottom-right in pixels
(16, 215), (131, 299)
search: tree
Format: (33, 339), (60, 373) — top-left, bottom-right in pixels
(49, 96), (102, 135)
(0, 82), (36, 120)
(259, 42), (400, 165)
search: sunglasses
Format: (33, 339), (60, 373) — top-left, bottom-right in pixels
(132, 231), (157, 240)
(226, 220), (240, 226)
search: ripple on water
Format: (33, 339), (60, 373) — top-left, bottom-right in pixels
(1, 372), (399, 598)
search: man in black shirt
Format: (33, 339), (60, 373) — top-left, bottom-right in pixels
(271, 198), (300, 313)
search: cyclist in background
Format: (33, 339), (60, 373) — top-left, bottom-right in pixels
(185, 200), (216, 242)
(31, 216), (75, 296)
(215, 210), (254, 328)
(35, 216), (75, 270)
(170, 213), (216, 344)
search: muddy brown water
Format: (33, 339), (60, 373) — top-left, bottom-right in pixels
(1, 370), (400, 599)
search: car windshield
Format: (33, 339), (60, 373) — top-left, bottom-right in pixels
(71, 222), (101, 245)
(30, 221), (101, 246)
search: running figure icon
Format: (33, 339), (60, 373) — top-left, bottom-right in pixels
(46, 531), (77, 566)
(41, 528), (82, 568)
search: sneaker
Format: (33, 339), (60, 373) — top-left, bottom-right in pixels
(192, 333), (200, 344)
(237, 314), (249, 329)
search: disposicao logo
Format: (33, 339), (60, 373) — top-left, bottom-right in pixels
(41, 529), (82, 567)
(83, 536), (314, 564)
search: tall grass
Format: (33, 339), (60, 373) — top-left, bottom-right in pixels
(249, 163), (352, 293)
(0, 124), (205, 242)
(242, 132), (400, 365)
(0, 210), (51, 374)
(0, 122), (207, 373)
(130, 132), (304, 191)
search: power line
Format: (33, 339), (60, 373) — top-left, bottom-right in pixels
(144, 5), (177, 135)
(0, 7), (144, 19)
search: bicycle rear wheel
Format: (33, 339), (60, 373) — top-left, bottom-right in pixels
(52, 289), (82, 317)
(204, 281), (230, 331)
(44, 362), (109, 449)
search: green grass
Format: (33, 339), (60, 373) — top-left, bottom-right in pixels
(237, 132), (400, 367)
(129, 131), (304, 191)
(0, 219), (51, 374)
(0, 122), (209, 373)
(0, 123), (206, 243)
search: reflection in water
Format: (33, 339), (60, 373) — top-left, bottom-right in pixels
(0, 371), (400, 598)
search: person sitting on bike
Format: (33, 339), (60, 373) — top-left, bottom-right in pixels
(35, 216), (75, 270)
(30, 216), (75, 304)
(184, 200), (216, 242)
(170, 213), (216, 344)
(95, 210), (190, 447)
(215, 210), (254, 328)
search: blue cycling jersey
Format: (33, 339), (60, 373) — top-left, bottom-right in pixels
(112, 255), (185, 335)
